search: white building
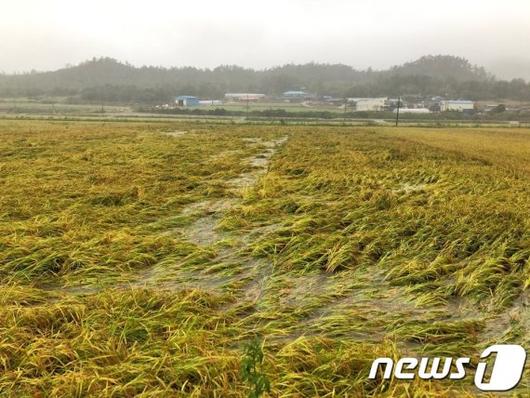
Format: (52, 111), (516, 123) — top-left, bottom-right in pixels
(347, 97), (387, 112)
(225, 93), (266, 101)
(394, 108), (431, 114)
(198, 100), (223, 106)
(440, 100), (475, 112)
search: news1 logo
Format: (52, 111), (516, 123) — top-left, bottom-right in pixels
(369, 344), (527, 391)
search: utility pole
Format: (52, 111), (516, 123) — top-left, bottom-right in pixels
(343, 98), (347, 125)
(395, 96), (401, 127)
(246, 95), (250, 119)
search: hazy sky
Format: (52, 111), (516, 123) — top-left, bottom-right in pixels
(2, 0), (530, 78)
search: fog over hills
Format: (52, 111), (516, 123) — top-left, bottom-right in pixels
(487, 57), (530, 81)
(1, 55), (529, 104)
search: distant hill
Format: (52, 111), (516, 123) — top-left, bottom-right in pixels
(0, 55), (528, 103)
(390, 55), (492, 81)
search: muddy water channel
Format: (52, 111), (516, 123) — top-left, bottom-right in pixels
(131, 135), (289, 293)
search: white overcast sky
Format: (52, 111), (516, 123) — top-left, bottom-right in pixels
(2, 0), (530, 78)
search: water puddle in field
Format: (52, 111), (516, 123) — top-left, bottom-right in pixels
(181, 198), (236, 216)
(481, 290), (530, 343)
(269, 265), (486, 345)
(185, 215), (221, 246)
(278, 273), (332, 307)
(132, 264), (233, 293)
(180, 136), (288, 247)
(393, 182), (428, 194)
(226, 137), (286, 190)
(180, 198), (237, 245)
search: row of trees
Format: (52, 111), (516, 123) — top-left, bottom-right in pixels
(1, 55), (529, 104)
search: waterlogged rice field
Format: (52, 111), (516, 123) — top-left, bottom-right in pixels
(0, 120), (528, 396)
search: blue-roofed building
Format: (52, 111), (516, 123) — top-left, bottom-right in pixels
(175, 95), (200, 107)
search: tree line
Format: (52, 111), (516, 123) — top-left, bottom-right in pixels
(0, 55), (529, 104)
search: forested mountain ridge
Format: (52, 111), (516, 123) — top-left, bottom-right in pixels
(1, 55), (528, 103)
